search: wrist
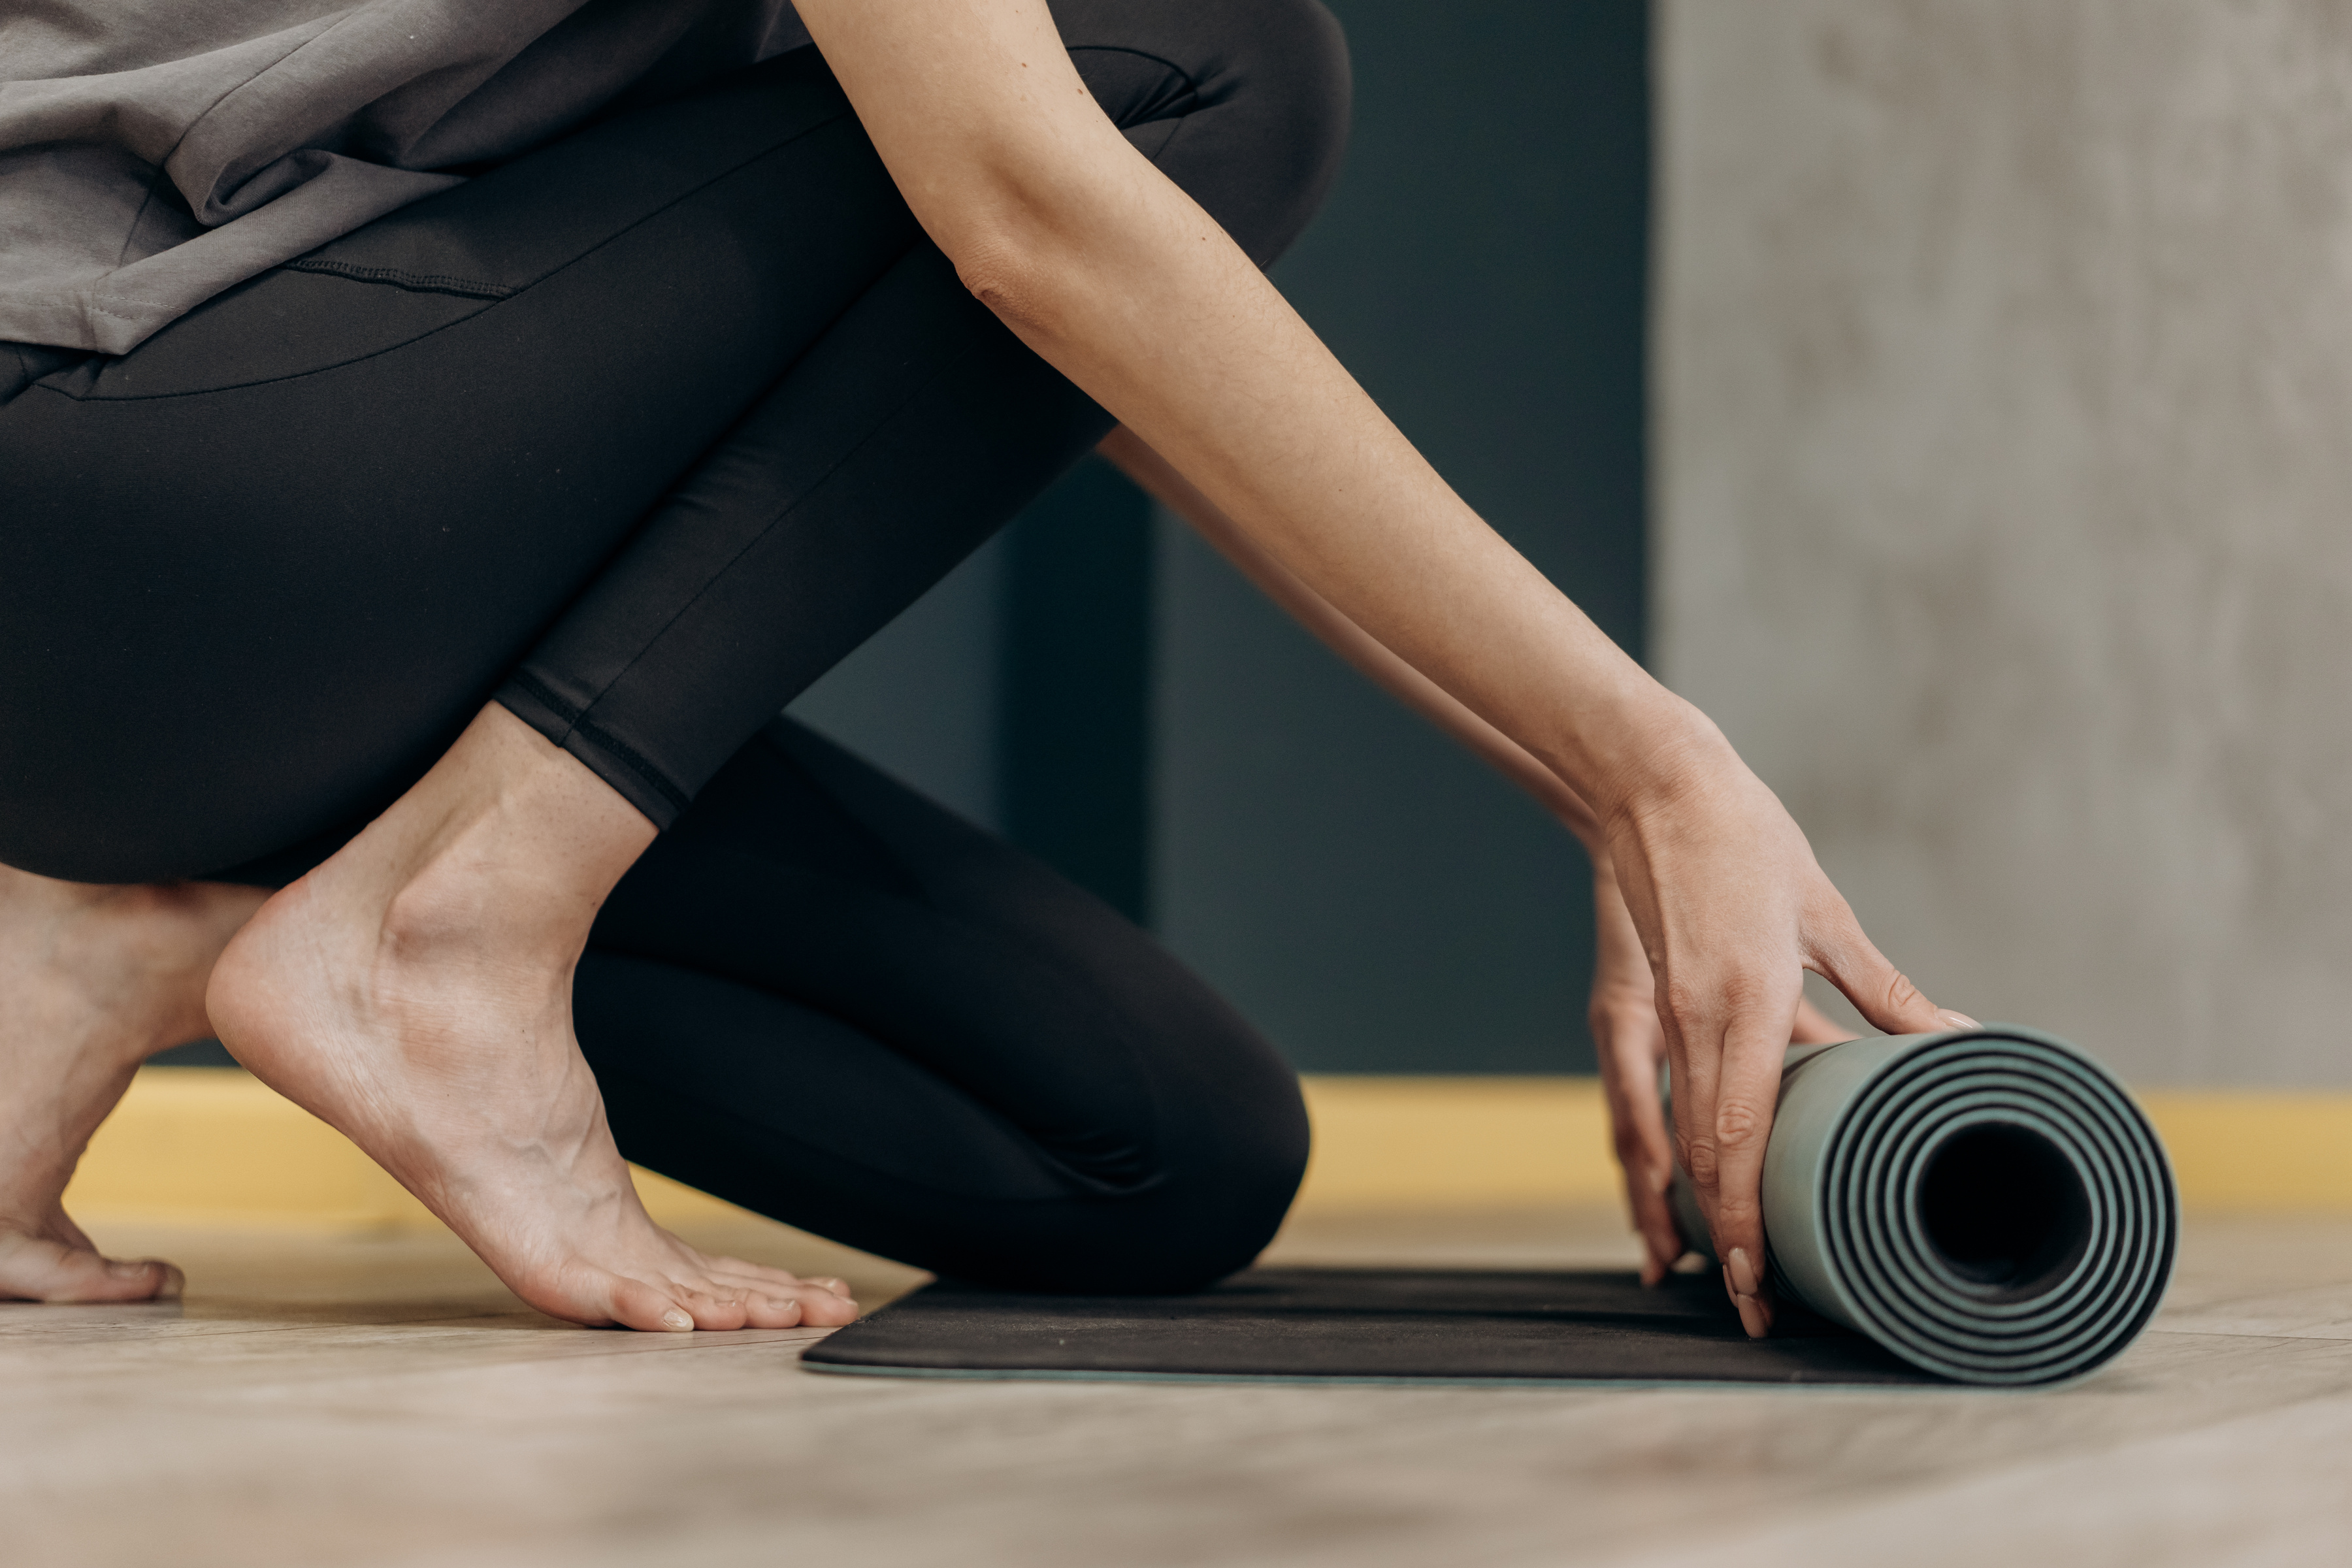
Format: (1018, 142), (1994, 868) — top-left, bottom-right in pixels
(1556, 688), (1738, 835)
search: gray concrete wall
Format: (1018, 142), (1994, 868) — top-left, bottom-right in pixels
(1657, 1), (2352, 1086)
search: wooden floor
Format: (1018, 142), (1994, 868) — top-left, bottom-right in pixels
(10, 1205), (2351, 1567)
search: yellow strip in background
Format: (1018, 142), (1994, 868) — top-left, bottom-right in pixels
(2133, 1090), (2352, 1210)
(59, 1068), (2352, 1232)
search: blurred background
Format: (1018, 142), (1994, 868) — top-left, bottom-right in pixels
(792, 0), (1648, 1077)
(804, 0), (2352, 1096)
(120, 0), (2352, 1224)
(1658, 0), (2352, 1092)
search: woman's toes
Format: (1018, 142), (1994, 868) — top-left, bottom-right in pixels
(796, 1288), (858, 1326)
(676, 1286), (753, 1332)
(133, 1260), (186, 1299)
(742, 1294), (805, 1330)
(593, 1272), (698, 1333)
(706, 1256), (854, 1305)
(0, 1233), (182, 1303)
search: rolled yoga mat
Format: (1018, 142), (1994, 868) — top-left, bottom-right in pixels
(1672, 1025), (2178, 1385)
(806, 1026), (2175, 1389)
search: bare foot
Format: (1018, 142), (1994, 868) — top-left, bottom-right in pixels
(0, 866), (266, 1301)
(208, 706), (858, 1333)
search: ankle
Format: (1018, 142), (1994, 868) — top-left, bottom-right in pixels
(372, 830), (606, 969)
(305, 704), (657, 966)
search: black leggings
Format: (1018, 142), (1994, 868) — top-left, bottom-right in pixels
(0, 1), (1348, 1293)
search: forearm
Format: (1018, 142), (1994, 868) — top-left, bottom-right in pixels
(796, 0), (1712, 823)
(991, 207), (1697, 817)
(1098, 427), (1609, 856)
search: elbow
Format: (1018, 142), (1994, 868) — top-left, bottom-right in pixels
(947, 221), (1067, 340)
(929, 157), (1109, 341)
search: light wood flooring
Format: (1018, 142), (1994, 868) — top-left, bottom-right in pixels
(9, 1205), (2351, 1567)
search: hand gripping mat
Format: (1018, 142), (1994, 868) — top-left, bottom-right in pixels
(1671, 1026), (2177, 1386)
(800, 1267), (1938, 1387)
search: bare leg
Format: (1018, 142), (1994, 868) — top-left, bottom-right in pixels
(0, 869), (267, 1301)
(207, 706), (858, 1332)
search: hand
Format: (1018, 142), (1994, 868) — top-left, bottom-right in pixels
(1590, 859), (1854, 1288)
(1595, 718), (1974, 1336)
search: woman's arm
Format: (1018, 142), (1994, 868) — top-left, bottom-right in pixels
(794, 0), (1968, 1333)
(1095, 427), (1607, 850)
(1101, 426), (1855, 1286)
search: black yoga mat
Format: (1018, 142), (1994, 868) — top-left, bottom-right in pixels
(800, 1267), (1941, 1386)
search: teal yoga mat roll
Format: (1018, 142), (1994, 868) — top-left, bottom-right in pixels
(1672, 1026), (2178, 1385)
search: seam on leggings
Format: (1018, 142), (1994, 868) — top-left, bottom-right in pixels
(280, 258), (517, 300)
(50, 106), (861, 404)
(1066, 43), (1205, 108)
(558, 294), (980, 730)
(504, 670), (694, 816)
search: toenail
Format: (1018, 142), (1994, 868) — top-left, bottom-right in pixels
(661, 1308), (694, 1331)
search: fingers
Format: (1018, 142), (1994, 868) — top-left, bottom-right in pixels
(1593, 1004), (1681, 1286)
(1692, 998), (1790, 1338)
(1805, 895), (1976, 1038)
(1723, 1245), (1771, 1341)
(0, 1233), (184, 1303)
(1590, 869), (1685, 1284)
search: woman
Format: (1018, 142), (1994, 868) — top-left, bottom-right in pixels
(0, 0), (1970, 1337)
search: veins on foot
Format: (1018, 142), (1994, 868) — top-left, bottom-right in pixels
(206, 712), (858, 1333)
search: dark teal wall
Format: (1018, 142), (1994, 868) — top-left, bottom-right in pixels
(792, 0), (1651, 1077)
(1152, 0), (1650, 1074)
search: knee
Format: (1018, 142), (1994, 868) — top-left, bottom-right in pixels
(1068, 1069), (1313, 1296)
(1215, 0), (1352, 266)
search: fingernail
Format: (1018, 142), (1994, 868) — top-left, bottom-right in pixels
(1936, 1010), (1980, 1030)
(155, 1264), (186, 1301)
(1735, 1294), (1768, 1338)
(106, 1259), (147, 1279)
(1727, 1247), (1762, 1299)
(661, 1308), (694, 1331)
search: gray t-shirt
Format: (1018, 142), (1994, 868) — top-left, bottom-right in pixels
(0, 0), (810, 353)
